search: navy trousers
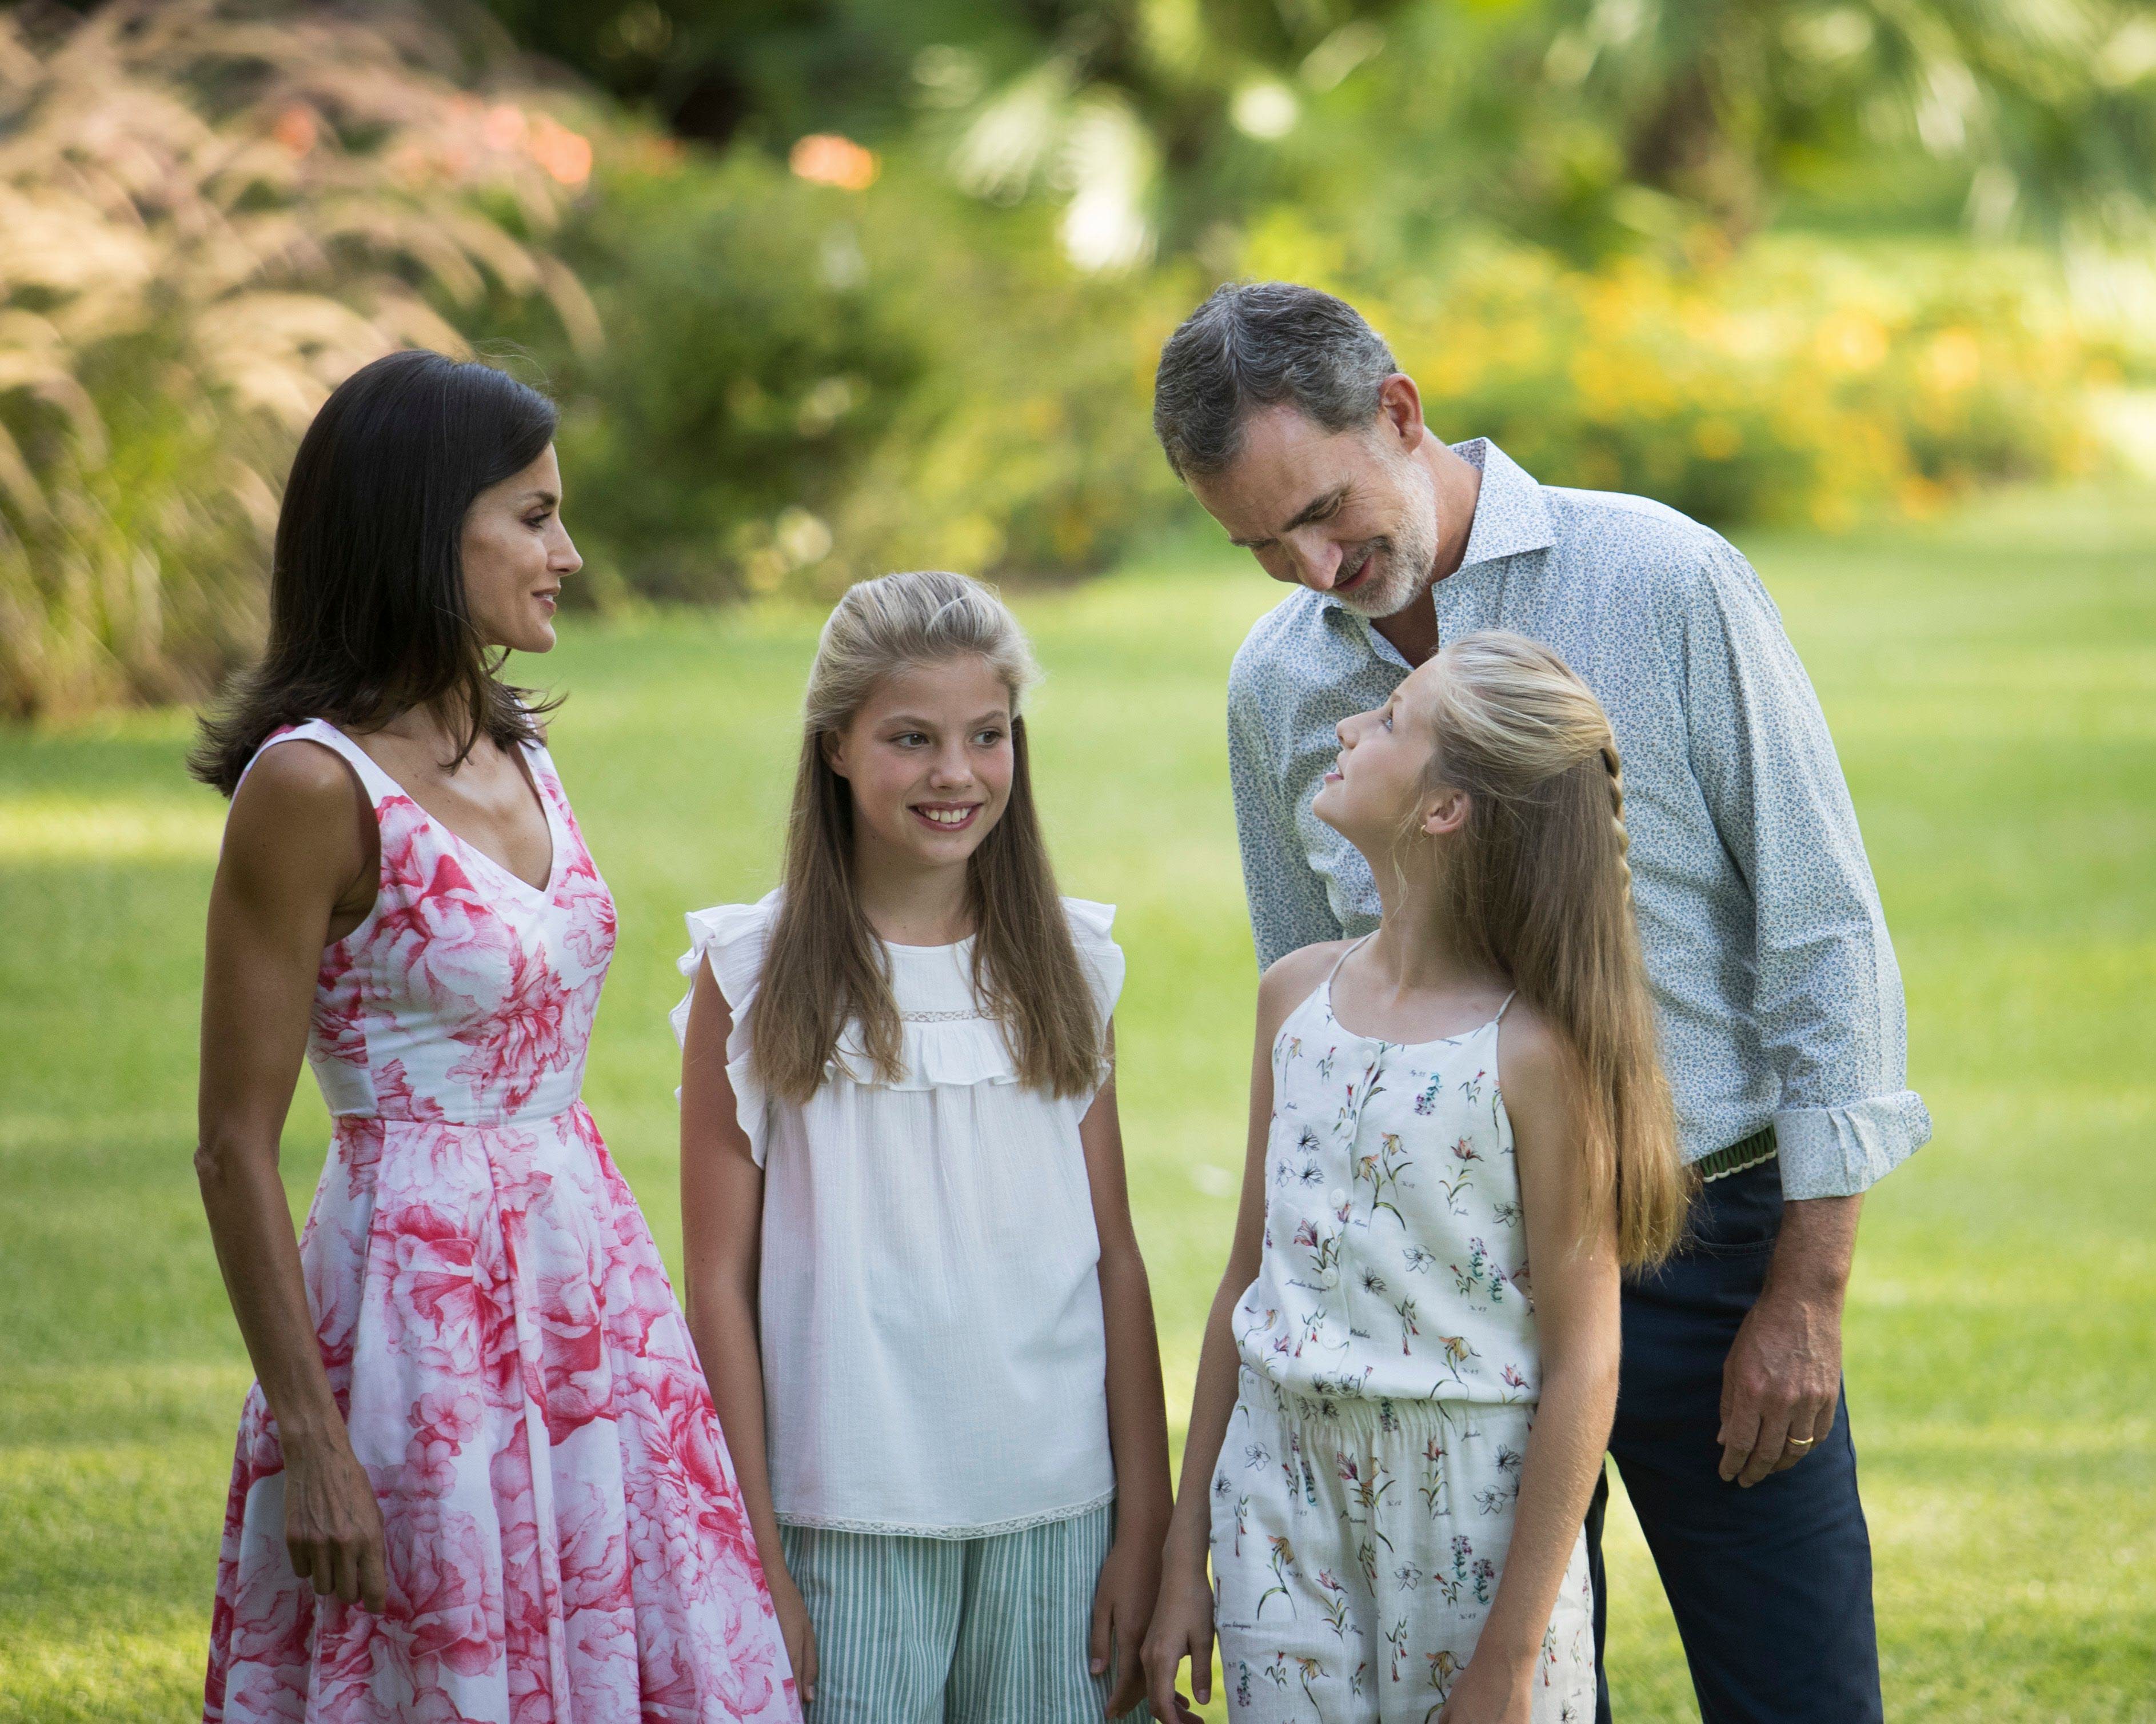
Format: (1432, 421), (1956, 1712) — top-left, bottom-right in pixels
(1588, 1159), (1882, 1723)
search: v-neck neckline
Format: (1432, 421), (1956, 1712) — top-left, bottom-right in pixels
(343, 728), (562, 901)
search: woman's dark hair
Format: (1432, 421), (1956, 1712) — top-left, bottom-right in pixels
(191, 349), (562, 796)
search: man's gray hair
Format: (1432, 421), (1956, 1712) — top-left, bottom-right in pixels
(1151, 282), (1398, 481)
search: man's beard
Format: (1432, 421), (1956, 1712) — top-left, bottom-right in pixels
(1329, 514), (1438, 621)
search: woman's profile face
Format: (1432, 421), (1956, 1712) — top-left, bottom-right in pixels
(460, 443), (580, 653)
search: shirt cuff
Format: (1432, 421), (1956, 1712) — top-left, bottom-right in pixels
(1772, 1091), (1933, 1200)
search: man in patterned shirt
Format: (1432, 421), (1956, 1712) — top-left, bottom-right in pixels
(1152, 282), (1930, 1722)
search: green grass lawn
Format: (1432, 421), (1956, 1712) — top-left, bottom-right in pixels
(2, 489), (2152, 1722)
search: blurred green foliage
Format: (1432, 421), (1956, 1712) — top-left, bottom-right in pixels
(497, 143), (1186, 603)
(3, 0), (2153, 715)
(481, 0), (2156, 259)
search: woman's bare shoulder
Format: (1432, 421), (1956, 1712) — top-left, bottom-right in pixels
(219, 740), (369, 894)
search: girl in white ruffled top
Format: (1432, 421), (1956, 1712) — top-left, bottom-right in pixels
(671, 570), (1169, 1724)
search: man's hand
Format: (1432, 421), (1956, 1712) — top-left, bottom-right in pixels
(1717, 1192), (1861, 1488)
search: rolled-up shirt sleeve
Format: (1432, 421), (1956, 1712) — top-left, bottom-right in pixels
(1228, 649), (1343, 969)
(1679, 537), (1933, 1199)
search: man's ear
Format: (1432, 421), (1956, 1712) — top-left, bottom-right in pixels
(1420, 785), (1470, 838)
(1376, 373), (1427, 454)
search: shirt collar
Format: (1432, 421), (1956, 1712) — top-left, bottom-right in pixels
(1317, 438), (1553, 638)
(1449, 438), (1555, 569)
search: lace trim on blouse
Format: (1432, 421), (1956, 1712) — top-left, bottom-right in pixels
(775, 1486), (1116, 1541)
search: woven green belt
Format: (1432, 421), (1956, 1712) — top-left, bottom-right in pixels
(1692, 1123), (1778, 1182)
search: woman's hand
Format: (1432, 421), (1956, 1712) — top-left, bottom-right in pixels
(768, 1572), (819, 1707)
(281, 1430), (388, 1612)
(1139, 1549), (1215, 1723)
(1431, 1648), (1536, 1724)
(1091, 1533), (1160, 1717)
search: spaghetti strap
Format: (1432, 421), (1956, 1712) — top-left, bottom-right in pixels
(1325, 931), (1376, 989)
(1493, 988), (1519, 1024)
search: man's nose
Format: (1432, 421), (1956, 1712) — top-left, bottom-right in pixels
(1291, 532), (1344, 590)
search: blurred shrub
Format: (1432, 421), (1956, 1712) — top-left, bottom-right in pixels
(535, 165), (2117, 609)
(508, 141), (1183, 604)
(0, 0), (596, 719)
(0, 4), (2134, 721)
(1244, 218), (2115, 529)
(822, 185), (1187, 595)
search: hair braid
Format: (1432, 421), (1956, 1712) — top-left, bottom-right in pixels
(1599, 741), (1632, 898)
(1408, 631), (1688, 1269)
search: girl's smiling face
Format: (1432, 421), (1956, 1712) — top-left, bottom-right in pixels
(824, 655), (1015, 869)
(1312, 658), (1451, 847)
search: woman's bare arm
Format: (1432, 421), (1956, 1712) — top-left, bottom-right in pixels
(195, 742), (387, 1611)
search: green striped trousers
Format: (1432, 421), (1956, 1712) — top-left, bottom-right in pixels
(780, 1500), (1148, 1724)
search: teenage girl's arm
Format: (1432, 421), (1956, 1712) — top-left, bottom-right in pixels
(1078, 1023), (1175, 1719)
(678, 963), (816, 1705)
(1141, 941), (1344, 1724)
(195, 743), (388, 1614)
(1436, 1008), (1622, 1724)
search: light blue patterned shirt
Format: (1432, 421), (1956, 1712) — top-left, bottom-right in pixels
(1226, 438), (1930, 1200)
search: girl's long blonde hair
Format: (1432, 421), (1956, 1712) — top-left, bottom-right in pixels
(1414, 632), (1691, 1269)
(751, 570), (1105, 1104)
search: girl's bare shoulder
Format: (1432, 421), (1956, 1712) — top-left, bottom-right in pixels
(1494, 1000), (1574, 1137)
(1255, 938), (1350, 1026)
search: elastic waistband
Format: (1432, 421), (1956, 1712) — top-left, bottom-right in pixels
(1694, 1123), (1778, 1183)
(1239, 1365), (1531, 1438)
(331, 1096), (586, 1129)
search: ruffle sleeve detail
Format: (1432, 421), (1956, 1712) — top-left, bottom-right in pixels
(1060, 897), (1125, 1024)
(1061, 896), (1125, 1097)
(670, 891), (780, 1167)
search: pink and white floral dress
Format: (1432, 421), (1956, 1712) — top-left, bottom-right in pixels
(203, 721), (800, 1724)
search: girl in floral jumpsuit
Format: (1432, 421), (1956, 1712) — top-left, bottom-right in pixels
(1144, 633), (1691, 1724)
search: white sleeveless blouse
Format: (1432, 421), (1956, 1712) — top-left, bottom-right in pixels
(670, 892), (1124, 1537)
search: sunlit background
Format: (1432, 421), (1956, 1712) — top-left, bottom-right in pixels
(1, 2), (2151, 1719)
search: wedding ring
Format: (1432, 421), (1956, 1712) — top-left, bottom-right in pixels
(1786, 1435), (1816, 1448)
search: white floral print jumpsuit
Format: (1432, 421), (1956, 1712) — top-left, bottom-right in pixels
(1211, 938), (1596, 1723)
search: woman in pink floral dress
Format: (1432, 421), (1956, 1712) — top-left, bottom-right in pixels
(190, 350), (800, 1723)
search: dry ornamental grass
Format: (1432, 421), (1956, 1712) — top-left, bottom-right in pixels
(0, 0), (598, 719)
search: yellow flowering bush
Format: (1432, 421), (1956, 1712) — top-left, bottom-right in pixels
(1241, 222), (2114, 530)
